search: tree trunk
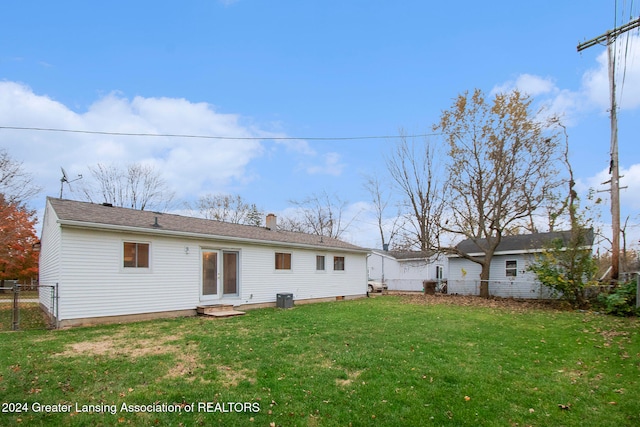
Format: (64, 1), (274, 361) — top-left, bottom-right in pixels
(479, 262), (491, 298)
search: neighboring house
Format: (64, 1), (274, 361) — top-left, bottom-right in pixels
(447, 230), (594, 299)
(39, 198), (369, 327)
(367, 250), (447, 292)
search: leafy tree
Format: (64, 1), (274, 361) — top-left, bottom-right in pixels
(434, 89), (562, 298)
(195, 193), (263, 226)
(0, 195), (39, 286)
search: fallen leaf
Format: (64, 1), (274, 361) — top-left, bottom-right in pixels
(529, 408), (535, 413)
(464, 396), (471, 401)
(558, 404), (571, 410)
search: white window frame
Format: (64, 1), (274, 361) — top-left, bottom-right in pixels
(506, 260), (518, 277)
(122, 241), (151, 272)
(275, 252), (292, 271)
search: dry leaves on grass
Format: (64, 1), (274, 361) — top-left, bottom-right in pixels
(400, 293), (568, 313)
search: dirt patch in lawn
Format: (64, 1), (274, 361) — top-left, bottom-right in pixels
(399, 293), (569, 313)
(166, 352), (202, 380)
(55, 333), (184, 358)
(335, 369), (363, 387)
(216, 365), (257, 387)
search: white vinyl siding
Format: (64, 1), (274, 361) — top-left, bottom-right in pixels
(448, 254), (552, 299)
(57, 229), (199, 320)
(38, 202), (62, 286)
(38, 201), (62, 312)
(367, 252), (448, 292)
(51, 224), (367, 322)
(239, 247), (366, 303)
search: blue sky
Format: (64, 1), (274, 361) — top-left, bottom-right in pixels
(1, 1), (639, 249)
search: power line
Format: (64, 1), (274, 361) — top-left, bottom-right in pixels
(577, 15), (640, 282)
(0, 125), (440, 141)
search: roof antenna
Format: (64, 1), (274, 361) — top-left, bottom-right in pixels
(60, 167), (83, 199)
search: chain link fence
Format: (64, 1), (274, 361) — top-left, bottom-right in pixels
(0, 284), (58, 331)
(447, 279), (554, 299)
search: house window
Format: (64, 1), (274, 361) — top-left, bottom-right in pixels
(316, 255), (325, 271)
(506, 260), (517, 277)
(124, 242), (149, 268)
(275, 252), (292, 270)
(333, 256), (345, 271)
(436, 265), (444, 280)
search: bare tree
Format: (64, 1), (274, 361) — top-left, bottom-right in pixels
(0, 148), (41, 204)
(282, 191), (357, 239)
(386, 134), (445, 252)
(195, 193), (263, 226)
(363, 174), (402, 250)
(82, 162), (174, 211)
(435, 89), (562, 298)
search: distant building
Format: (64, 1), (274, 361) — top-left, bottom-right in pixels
(367, 249), (447, 292)
(447, 230), (594, 299)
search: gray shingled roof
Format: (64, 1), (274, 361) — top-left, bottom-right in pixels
(47, 197), (367, 252)
(455, 229), (594, 255)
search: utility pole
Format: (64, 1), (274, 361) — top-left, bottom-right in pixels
(577, 17), (640, 282)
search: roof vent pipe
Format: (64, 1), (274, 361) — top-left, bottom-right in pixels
(153, 216), (160, 228)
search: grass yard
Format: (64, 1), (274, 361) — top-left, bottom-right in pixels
(0, 296), (638, 426)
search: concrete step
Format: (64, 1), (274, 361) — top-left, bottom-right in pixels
(197, 304), (245, 318)
(203, 310), (246, 318)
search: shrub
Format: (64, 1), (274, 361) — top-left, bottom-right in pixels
(597, 280), (639, 317)
(528, 231), (598, 309)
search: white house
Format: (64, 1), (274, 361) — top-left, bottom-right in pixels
(447, 230), (594, 299)
(367, 250), (447, 292)
(39, 198), (369, 327)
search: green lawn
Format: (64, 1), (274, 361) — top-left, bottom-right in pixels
(0, 296), (638, 426)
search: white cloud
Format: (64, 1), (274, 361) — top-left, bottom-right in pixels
(492, 34), (640, 124)
(0, 81), (264, 203)
(577, 162), (640, 237)
(306, 152), (345, 176)
(492, 73), (557, 97)
(620, 163), (640, 210)
(581, 33), (640, 111)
